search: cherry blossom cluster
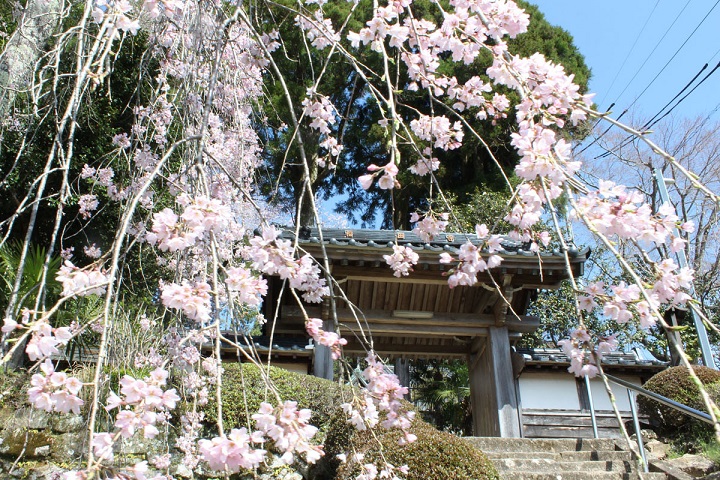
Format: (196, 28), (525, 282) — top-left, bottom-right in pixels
(341, 352), (417, 445)
(160, 280), (212, 323)
(198, 427), (267, 473)
(302, 90), (338, 135)
(252, 400), (324, 464)
(490, 53), (592, 128)
(410, 211), (449, 242)
(77, 194), (99, 219)
(574, 181), (693, 246)
(199, 400), (324, 473)
(56, 260), (109, 297)
(410, 115), (464, 151)
(92, 0), (141, 36)
(242, 226), (330, 303)
(145, 195), (237, 253)
(439, 225), (504, 288)
(305, 318), (347, 360)
(225, 266), (268, 307)
(25, 319), (73, 361)
(358, 162), (399, 190)
(81, 164), (115, 187)
(104, 368), (180, 441)
(558, 329), (618, 378)
(83, 244), (102, 258)
(383, 245), (420, 277)
(90, 0), (185, 41)
(2, 310), (72, 361)
(408, 148), (440, 176)
(28, 359), (84, 414)
(578, 259), (695, 330)
(300, 89), (343, 169)
(337, 453), (409, 480)
(175, 411), (204, 471)
(296, 10), (341, 50)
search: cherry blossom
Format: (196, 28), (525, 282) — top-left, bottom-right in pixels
(56, 261), (109, 297)
(341, 352), (416, 445)
(160, 281), (212, 323)
(383, 245), (419, 277)
(252, 401), (324, 464)
(198, 427), (267, 472)
(28, 360), (84, 414)
(305, 318), (347, 359)
(411, 212), (449, 242)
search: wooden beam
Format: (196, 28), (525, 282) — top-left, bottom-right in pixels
(493, 274), (514, 327)
(343, 341), (469, 357)
(282, 306), (541, 334)
(341, 322), (488, 337)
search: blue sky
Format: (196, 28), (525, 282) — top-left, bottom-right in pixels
(536, 1), (720, 121)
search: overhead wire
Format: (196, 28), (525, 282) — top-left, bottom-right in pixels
(622, 0), (720, 112)
(594, 59), (720, 159)
(608, 0), (692, 109)
(646, 61), (720, 128)
(580, 1), (720, 158)
(596, 0), (661, 109)
(576, 1), (692, 155)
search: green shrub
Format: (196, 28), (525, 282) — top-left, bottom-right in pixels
(638, 366), (720, 433)
(203, 362), (350, 436)
(329, 415), (499, 480)
(205, 363), (498, 480)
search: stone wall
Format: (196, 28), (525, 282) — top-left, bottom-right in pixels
(0, 404), (307, 479)
(0, 406), (86, 479)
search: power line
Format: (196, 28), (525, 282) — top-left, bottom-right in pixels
(582, 1), (720, 158)
(646, 61), (720, 128)
(640, 63), (709, 128)
(597, 0), (661, 110)
(594, 60), (720, 159)
(577, 1), (693, 155)
(622, 0), (720, 112)
(609, 0), (692, 109)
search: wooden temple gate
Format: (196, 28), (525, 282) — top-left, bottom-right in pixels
(258, 228), (588, 438)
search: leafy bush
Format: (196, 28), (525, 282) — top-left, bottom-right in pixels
(328, 415), (499, 480)
(203, 362), (350, 436)
(206, 363), (498, 480)
(638, 366), (720, 433)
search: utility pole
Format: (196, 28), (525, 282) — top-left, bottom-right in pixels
(654, 168), (716, 369)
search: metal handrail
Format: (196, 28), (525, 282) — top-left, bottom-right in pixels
(584, 373), (715, 474)
(605, 374), (714, 424)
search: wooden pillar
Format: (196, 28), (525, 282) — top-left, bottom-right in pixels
(313, 319), (334, 380)
(394, 358), (411, 400)
(468, 326), (521, 437)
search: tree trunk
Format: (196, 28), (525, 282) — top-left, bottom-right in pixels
(0, 0), (62, 117)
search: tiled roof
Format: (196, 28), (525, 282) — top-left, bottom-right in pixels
(517, 347), (668, 370)
(279, 227), (588, 259)
(215, 334), (312, 355)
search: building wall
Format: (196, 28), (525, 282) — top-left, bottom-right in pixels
(587, 375), (642, 411)
(518, 371), (643, 412)
(518, 372), (581, 410)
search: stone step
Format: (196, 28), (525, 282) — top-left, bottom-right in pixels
(498, 471), (666, 480)
(464, 437), (618, 453)
(485, 450), (633, 462)
(493, 458), (636, 473)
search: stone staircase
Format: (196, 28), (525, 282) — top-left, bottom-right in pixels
(464, 437), (669, 480)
